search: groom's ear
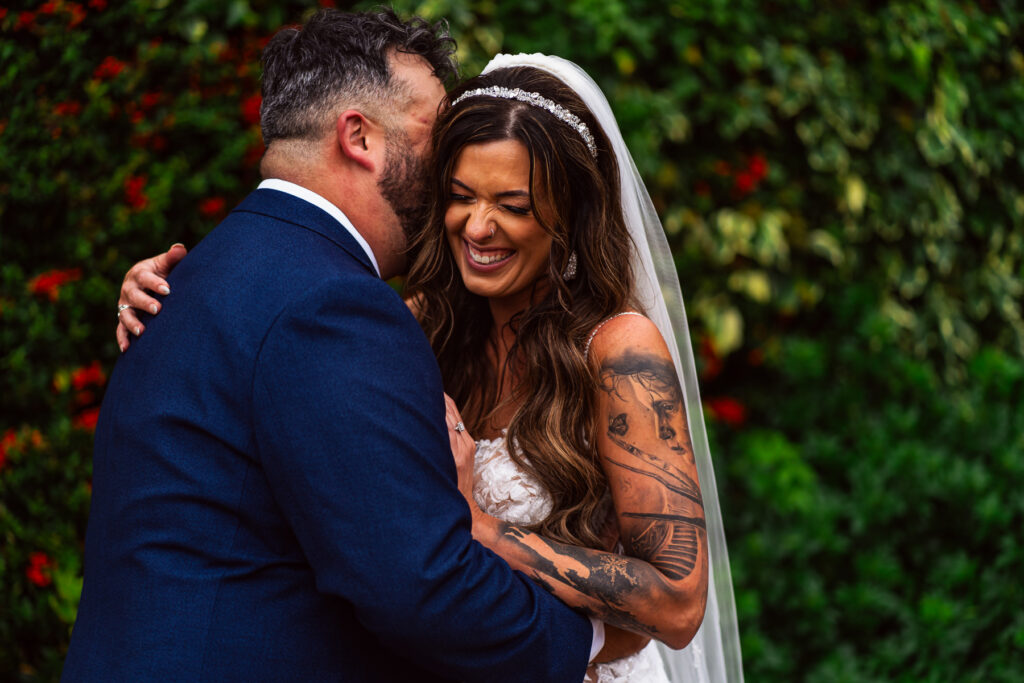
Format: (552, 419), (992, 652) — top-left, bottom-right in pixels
(336, 110), (379, 173)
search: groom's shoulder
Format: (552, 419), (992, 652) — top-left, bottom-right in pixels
(193, 198), (373, 283)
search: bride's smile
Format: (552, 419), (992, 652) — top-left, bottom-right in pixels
(445, 139), (554, 306)
(463, 240), (514, 268)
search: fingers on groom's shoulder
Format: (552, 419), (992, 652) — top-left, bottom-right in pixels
(156, 243), (188, 274)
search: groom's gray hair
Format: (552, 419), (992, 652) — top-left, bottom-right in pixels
(259, 8), (458, 144)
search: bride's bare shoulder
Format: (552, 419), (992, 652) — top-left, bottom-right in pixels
(587, 312), (667, 367)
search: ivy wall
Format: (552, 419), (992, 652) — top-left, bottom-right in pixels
(2, 1), (1022, 679)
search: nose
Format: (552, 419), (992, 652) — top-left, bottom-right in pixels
(463, 203), (495, 243)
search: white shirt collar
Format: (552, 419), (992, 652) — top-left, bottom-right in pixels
(257, 178), (381, 277)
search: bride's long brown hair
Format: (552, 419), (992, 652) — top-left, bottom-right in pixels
(405, 67), (636, 549)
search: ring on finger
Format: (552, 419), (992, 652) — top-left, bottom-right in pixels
(117, 303), (131, 318)
(454, 421), (465, 433)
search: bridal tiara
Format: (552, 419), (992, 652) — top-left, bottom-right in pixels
(451, 86), (598, 158)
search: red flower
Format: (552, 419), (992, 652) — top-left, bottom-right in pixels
(54, 100), (83, 117)
(39, 2), (57, 14)
(124, 174), (148, 210)
(74, 406), (101, 431)
(748, 154), (768, 181)
(26, 552), (55, 587)
(698, 336), (722, 380)
(140, 92), (161, 110)
(199, 196), (226, 218)
(240, 93), (261, 126)
(15, 11), (34, 29)
(88, 0), (107, 9)
(68, 2), (85, 27)
(94, 56), (125, 80)
(707, 397), (747, 427)
(244, 142), (265, 166)
(0, 428), (16, 470)
(28, 268), (82, 301)
(72, 360), (106, 391)
(319, 0), (337, 6)
(733, 170), (757, 196)
(0, 9), (7, 21)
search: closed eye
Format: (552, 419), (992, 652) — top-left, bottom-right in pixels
(449, 192), (472, 202)
(503, 204), (531, 216)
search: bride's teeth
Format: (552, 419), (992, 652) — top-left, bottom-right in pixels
(468, 245), (512, 265)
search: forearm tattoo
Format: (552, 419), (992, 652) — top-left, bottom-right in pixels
(495, 520), (663, 637)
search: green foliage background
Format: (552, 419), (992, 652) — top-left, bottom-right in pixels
(2, 0), (1023, 680)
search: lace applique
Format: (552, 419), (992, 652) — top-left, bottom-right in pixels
(473, 432), (553, 526)
(594, 644), (671, 683)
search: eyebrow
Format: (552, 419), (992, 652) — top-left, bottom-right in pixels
(451, 177), (530, 199)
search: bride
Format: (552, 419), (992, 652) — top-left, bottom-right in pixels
(116, 53), (742, 682)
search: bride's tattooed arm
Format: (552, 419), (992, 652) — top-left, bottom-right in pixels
(469, 317), (709, 649)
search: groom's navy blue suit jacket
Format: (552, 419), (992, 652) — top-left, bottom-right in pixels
(62, 188), (592, 682)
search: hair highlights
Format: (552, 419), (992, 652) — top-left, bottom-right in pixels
(406, 67), (637, 549)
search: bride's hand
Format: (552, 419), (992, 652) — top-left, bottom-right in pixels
(443, 394), (478, 514)
(116, 243), (188, 352)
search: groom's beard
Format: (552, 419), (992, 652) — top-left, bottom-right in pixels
(378, 132), (429, 266)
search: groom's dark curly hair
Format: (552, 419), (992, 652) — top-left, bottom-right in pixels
(259, 7), (458, 144)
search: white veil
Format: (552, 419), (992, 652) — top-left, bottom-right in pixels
(482, 54), (743, 683)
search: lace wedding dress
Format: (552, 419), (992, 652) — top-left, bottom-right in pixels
(474, 434), (676, 683)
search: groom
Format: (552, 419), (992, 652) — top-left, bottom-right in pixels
(63, 9), (597, 682)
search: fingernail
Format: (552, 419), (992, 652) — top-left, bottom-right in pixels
(159, 285), (170, 295)
(171, 243), (185, 248)
(135, 327), (141, 335)
(119, 343), (126, 353)
(150, 304), (158, 314)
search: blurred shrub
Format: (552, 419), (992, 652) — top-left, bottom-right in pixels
(2, 0), (1022, 680)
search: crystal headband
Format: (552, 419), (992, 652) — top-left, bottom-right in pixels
(451, 86), (598, 158)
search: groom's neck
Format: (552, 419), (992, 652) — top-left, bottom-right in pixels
(259, 142), (404, 280)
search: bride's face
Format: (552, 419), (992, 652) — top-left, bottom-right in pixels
(444, 139), (555, 307)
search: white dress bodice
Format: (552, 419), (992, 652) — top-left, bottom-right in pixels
(473, 434), (671, 683)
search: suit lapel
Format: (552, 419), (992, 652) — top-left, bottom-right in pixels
(232, 189), (379, 277)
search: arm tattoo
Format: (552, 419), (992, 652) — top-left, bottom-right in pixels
(604, 434), (702, 506)
(621, 512), (706, 529)
(609, 412), (629, 436)
(497, 522), (662, 637)
(598, 348), (707, 582)
(626, 520), (699, 581)
(621, 513), (705, 581)
(599, 350), (694, 461)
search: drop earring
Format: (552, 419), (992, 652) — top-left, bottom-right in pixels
(562, 251), (578, 281)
